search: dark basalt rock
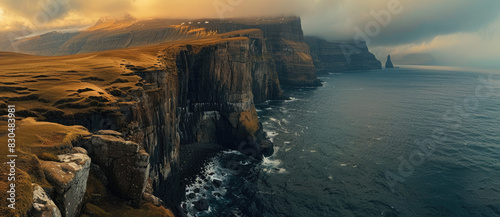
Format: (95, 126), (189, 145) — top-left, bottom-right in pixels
(305, 36), (382, 73)
(194, 17), (321, 87)
(188, 193), (196, 199)
(386, 55), (395, 68)
(193, 199), (209, 211)
(212, 179), (223, 188)
(3, 26), (295, 216)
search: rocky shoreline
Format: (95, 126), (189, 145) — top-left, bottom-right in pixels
(0, 16), (381, 217)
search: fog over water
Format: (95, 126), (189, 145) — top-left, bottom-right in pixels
(0, 0), (499, 69)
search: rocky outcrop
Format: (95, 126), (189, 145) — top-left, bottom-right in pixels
(305, 36), (382, 73)
(192, 17), (321, 86)
(41, 154), (91, 217)
(0, 29), (282, 216)
(177, 41), (255, 144)
(176, 31), (281, 148)
(31, 184), (62, 217)
(3, 16), (319, 87)
(82, 130), (150, 201)
(385, 55), (395, 68)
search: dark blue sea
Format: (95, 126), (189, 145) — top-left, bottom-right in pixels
(182, 66), (500, 217)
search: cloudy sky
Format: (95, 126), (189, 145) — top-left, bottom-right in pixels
(0, 0), (499, 69)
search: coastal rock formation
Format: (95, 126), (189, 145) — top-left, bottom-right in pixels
(83, 130), (150, 201)
(305, 36), (382, 73)
(3, 16), (320, 87)
(176, 30), (280, 149)
(0, 29), (284, 216)
(385, 55), (395, 68)
(31, 184), (62, 217)
(41, 153), (91, 217)
(191, 17), (321, 86)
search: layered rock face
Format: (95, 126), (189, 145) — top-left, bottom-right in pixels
(41, 154), (91, 217)
(0, 29), (282, 216)
(83, 130), (150, 200)
(192, 17), (321, 86)
(305, 36), (382, 73)
(176, 32), (274, 150)
(3, 16), (319, 87)
(31, 184), (62, 217)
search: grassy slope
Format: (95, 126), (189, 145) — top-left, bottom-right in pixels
(0, 29), (260, 217)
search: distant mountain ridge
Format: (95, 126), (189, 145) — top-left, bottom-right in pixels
(2, 15), (321, 86)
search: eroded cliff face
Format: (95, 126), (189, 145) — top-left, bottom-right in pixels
(305, 36), (382, 73)
(191, 17), (321, 86)
(176, 36), (273, 148)
(4, 16), (320, 87)
(0, 29), (280, 216)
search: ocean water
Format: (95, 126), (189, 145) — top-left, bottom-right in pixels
(182, 66), (500, 217)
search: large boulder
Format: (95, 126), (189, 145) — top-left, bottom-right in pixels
(85, 130), (150, 200)
(41, 153), (91, 217)
(31, 184), (62, 217)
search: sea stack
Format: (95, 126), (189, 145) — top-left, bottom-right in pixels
(385, 55), (394, 68)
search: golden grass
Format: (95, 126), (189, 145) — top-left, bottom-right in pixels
(0, 118), (91, 216)
(37, 152), (59, 161)
(0, 169), (33, 217)
(297, 51), (313, 61)
(0, 29), (262, 121)
(239, 108), (260, 136)
(0, 29), (264, 216)
(1, 118), (91, 156)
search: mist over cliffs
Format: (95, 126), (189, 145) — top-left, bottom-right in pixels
(0, 16), (382, 217)
(305, 36), (381, 73)
(2, 16), (382, 86)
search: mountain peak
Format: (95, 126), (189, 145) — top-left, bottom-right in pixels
(87, 13), (137, 31)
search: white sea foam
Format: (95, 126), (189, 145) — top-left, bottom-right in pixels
(264, 130), (279, 142)
(261, 156), (287, 174)
(183, 155), (236, 216)
(285, 97), (301, 102)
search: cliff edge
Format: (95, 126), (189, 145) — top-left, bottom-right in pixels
(4, 16), (320, 87)
(0, 29), (280, 217)
(305, 36), (381, 73)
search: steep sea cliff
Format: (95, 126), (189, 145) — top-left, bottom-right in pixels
(305, 36), (381, 73)
(0, 17), (383, 217)
(5, 17), (320, 87)
(0, 30), (281, 216)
